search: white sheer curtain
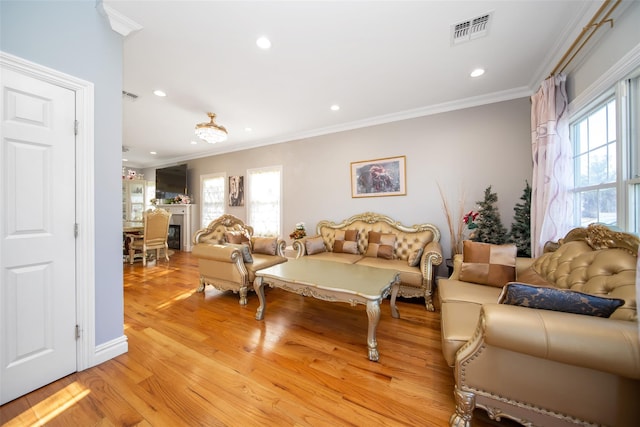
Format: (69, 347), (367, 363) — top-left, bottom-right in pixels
(200, 174), (225, 228)
(247, 166), (282, 237)
(530, 74), (572, 257)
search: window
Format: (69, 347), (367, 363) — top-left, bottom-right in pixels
(200, 173), (225, 228)
(247, 166), (282, 237)
(570, 70), (640, 233)
(571, 97), (617, 227)
(628, 74), (640, 233)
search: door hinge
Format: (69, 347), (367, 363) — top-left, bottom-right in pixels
(74, 223), (79, 238)
(75, 324), (81, 340)
(74, 120), (79, 136)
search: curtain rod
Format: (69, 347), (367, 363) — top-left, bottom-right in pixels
(550, 0), (621, 77)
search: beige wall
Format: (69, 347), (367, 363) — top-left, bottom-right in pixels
(566, 0), (640, 103)
(188, 97), (532, 259)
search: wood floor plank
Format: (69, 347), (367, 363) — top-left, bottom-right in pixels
(0, 251), (509, 426)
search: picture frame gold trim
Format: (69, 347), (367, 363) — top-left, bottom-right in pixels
(350, 156), (406, 198)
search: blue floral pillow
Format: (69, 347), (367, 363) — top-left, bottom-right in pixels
(498, 282), (625, 318)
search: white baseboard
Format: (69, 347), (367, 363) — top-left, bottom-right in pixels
(91, 334), (128, 367)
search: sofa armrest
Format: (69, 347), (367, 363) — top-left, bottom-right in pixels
(449, 253), (463, 279)
(476, 303), (640, 379)
(515, 256), (535, 275)
(291, 239), (306, 257)
(421, 240), (443, 272)
(192, 243), (241, 263)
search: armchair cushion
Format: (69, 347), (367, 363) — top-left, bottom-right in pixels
(459, 241), (517, 287)
(333, 229), (359, 254)
(364, 231), (396, 259)
(407, 247), (423, 267)
(252, 237), (278, 255)
(498, 282), (625, 318)
(305, 235), (326, 255)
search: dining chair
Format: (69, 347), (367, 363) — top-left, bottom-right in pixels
(127, 208), (172, 266)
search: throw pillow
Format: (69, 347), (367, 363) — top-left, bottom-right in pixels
(365, 231), (396, 260)
(407, 247), (424, 267)
(225, 230), (251, 246)
(498, 282), (625, 318)
(305, 235), (327, 255)
(225, 243), (253, 263)
(459, 241), (516, 287)
(252, 237), (278, 255)
(333, 229), (359, 254)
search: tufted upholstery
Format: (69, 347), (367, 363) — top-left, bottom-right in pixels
(319, 220), (435, 261)
(295, 212), (443, 311)
(529, 241), (637, 320)
(194, 222), (254, 245)
(191, 214), (287, 305)
(438, 224), (640, 426)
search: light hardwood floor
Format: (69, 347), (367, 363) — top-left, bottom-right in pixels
(1, 251), (507, 426)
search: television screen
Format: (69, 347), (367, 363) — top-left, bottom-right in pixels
(155, 164), (187, 199)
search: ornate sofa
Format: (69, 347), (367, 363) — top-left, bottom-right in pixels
(438, 224), (640, 426)
(191, 214), (287, 305)
(294, 212), (443, 310)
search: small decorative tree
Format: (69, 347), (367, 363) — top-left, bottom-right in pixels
(509, 181), (532, 257)
(473, 186), (508, 244)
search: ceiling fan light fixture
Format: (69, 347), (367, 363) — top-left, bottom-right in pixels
(195, 112), (228, 144)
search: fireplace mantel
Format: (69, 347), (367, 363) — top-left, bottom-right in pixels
(156, 204), (197, 252)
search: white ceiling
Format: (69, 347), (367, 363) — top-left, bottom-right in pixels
(106, 0), (599, 168)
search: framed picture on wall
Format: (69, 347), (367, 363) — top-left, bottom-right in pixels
(229, 176), (244, 206)
(350, 156), (406, 198)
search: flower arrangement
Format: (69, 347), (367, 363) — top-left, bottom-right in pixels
(173, 194), (191, 204)
(463, 210), (480, 237)
(438, 184), (480, 258)
(289, 222), (306, 240)
(123, 169), (144, 180)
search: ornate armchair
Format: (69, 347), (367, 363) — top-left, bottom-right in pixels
(192, 214), (288, 305)
(127, 208), (172, 266)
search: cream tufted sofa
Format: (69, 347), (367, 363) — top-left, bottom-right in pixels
(293, 212), (443, 310)
(438, 224), (640, 426)
(191, 214), (287, 305)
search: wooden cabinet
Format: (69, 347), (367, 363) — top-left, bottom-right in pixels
(122, 180), (147, 222)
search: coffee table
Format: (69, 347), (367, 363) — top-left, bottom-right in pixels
(253, 258), (400, 361)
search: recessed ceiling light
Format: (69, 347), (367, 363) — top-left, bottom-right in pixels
(122, 158), (128, 162)
(190, 140), (198, 145)
(150, 151), (157, 155)
(330, 105), (340, 111)
(470, 68), (485, 78)
(153, 90), (167, 97)
(256, 36), (271, 49)
(245, 127), (253, 132)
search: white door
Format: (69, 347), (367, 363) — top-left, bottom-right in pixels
(0, 67), (77, 404)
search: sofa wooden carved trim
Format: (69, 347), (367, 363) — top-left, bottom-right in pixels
(439, 224), (640, 426)
(191, 214), (287, 305)
(293, 212), (443, 310)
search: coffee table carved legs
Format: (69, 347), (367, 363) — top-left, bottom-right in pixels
(389, 282), (400, 319)
(253, 270), (399, 362)
(365, 300), (381, 361)
(254, 276), (266, 320)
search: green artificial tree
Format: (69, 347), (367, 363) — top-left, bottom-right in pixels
(509, 181), (532, 257)
(473, 186), (508, 244)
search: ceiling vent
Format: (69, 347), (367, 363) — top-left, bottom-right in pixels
(451, 12), (492, 45)
(122, 90), (139, 101)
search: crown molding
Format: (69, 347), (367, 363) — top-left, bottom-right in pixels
(139, 86), (532, 169)
(99, 2), (143, 37)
